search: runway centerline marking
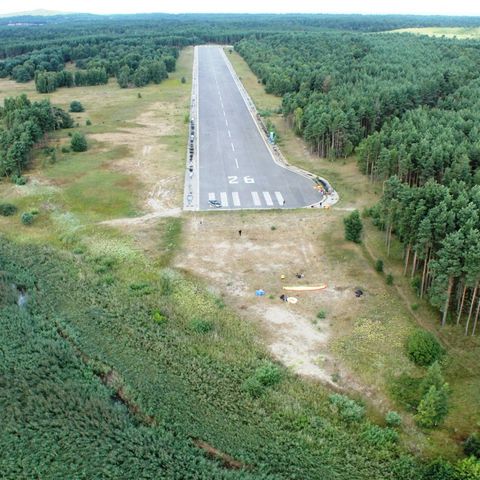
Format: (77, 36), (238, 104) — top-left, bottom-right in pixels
(231, 143), (235, 152)
(234, 158), (239, 168)
(225, 119), (228, 127)
(228, 130), (231, 138)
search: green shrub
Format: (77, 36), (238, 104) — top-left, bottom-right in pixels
(152, 310), (167, 325)
(317, 310), (327, 320)
(389, 373), (422, 411)
(69, 100), (84, 112)
(61, 146), (70, 153)
(190, 318), (213, 333)
(12, 175), (27, 185)
(375, 259), (384, 272)
(86, 119), (92, 126)
(422, 458), (456, 480)
(362, 423), (398, 447)
(71, 132), (88, 152)
(411, 303), (419, 311)
(0, 203), (17, 216)
(181, 76), (186, 84)
(242, 376), (264, 398)
(386, 274), (394, 285)
(385, 411), (402, 427)
(242, 362), (282, 398)
(455, 456), (480, 480)
(415, 384), (449, 428)
(20, 212), (34, 225)
(271, 225), (277, 231)
(406, 329), (444, 366)
(464, 433), (480, 458)
(254, 362), (282, 387)
(329, 394), (365, 423)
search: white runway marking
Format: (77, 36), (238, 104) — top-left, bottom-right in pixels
(263, 191), (274, 206)
(227, 130), (231, 138)
(231, 143), (235, 152)
(232, 192), (241, 206)
(234, 158), (239, 168)
(251, 191), (261, 206)
(225, 119), (228, 127)
(275, 192), (285, 205)
(208, 192), (216, 201)
(220, 192), (228, 206)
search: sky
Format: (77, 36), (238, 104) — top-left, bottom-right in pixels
(1, 0), (480, 17)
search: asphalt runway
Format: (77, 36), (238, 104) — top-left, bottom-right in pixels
(197, 46), (323, 210)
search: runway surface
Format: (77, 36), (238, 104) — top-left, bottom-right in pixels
(197, 46), (323, 210)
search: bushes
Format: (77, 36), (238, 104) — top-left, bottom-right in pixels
(375, 259), (384, 272)
(406, 329), (444, 366)
(415, 383), (449, 428)
(362, 423), (398, 447)
(71, 132), (88, 152)
(190, 318), (213, 333)
(329, 394), (365, 423)
(464, 433), (480, 458)
(385, 411), (402, 427)
(20, 212), (35, 225)
(69, 100), (84, 112)
(242, 362), (282, 397)
(0, 203), (17, 216)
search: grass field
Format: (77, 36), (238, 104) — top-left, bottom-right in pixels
(0, 47), (192, 245)
(391, 27), (480, 39)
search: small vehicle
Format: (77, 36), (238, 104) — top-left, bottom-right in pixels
(208, 199), (222, 208)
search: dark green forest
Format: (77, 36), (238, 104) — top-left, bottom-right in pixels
(235, 31), (480, 333)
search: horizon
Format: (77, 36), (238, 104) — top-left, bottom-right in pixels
(1, 0), (480, 17)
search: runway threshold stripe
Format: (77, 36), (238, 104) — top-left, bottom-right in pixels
(232, 192), (241, 206)
(220, 192), (228, 206)
(263, 192), (274, 206)
(251, 191), (261, 206)
(208, 192), (216, 201)
(275, 192), (285, 205)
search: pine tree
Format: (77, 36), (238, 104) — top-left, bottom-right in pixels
(344, 210), (363, 243)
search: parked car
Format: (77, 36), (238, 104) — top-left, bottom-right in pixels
(208, 199), (222, 208)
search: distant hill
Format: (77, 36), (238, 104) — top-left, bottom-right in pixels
(0, 9), (68, 18)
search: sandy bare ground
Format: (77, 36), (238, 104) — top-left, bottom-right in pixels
(176, 212), (371, 387)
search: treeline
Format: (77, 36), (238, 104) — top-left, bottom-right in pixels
(361, 78), (480, 331)
(2, 12), (480, 37)
(0, 34), (179, 92)
(0, 94), (72, 177)
(235, 32), (480, 158)
(358, 78), (480, 186)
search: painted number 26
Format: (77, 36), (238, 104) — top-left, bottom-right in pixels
(228, 176), (255, 184)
